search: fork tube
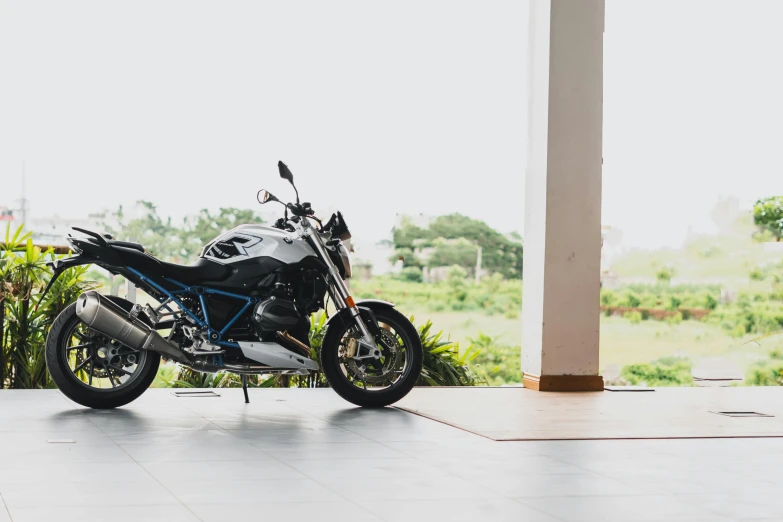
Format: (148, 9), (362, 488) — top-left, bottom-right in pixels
(302, 219), (375, 346)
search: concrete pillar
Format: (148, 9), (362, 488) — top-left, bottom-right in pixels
(522, 0), (605, 391)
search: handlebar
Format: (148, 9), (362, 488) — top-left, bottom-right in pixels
(286, 202), (314, 217)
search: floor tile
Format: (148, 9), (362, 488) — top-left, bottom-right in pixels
(164, 478), (343, 504)
(0, 444), (132, 466)
(191, 502), (383, 522)
(358, 498), (562, 522)
(287, 457), (451, 480)
(677, 491), (783, 519)
(7, 505), (200, 522)
(425, 454), (587, 476)
(483, 473), (653, 498)
(142, 458), (304, 483)
(260, 441), (407, 461)
(0, 481), (179, 508)
(117, 440), (272, 462)
(325, 475), (503, 502)
(519, 494), (727, 522)
(0, 462), (154, 486)
(227, 427), (369, 445)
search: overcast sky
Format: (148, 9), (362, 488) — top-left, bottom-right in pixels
(1, 0), (781, 249)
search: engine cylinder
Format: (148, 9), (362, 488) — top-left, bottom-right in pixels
(253, 297), (301, 335)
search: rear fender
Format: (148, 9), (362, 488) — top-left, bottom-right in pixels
(38, 255), (101, 305)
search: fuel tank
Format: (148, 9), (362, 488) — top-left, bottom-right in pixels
(199, 225), (318, 290)
(201, 225), (316, 265)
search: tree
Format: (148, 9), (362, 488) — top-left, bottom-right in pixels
(428, 238), (479, 271)
(104, 201), (184, 260)
(180, 208), (265, 260)
(104, 202), (264, 262)
(753, 196), (783, 242)
(392, 214), (523, 279)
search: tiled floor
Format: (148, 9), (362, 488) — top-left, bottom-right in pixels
(1, 388), (783, 521)
(397, 386), (783, 440)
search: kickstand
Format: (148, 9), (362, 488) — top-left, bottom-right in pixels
(241, 374), (249, 404)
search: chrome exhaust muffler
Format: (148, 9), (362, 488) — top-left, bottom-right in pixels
(75, 291), (189, 363)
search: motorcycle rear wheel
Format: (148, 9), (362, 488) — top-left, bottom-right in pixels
(45, 298), (160, 409)
(321, 307), (422, 408)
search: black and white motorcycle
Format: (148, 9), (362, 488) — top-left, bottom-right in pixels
(43, 161), (422, 409)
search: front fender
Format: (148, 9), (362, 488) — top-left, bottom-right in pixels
(324, 299), (395, 334)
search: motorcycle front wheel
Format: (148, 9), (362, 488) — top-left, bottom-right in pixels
(321, 307), (422, 408)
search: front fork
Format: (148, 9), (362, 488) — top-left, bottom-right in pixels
(303, 221), (380, 361)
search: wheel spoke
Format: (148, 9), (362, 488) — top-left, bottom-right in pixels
(67, 343), (90, 352)
(73, 356), (93, 373)
(101, 361), (118, 387)
(88, 358), (94, 386)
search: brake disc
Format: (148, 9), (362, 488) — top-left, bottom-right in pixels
(343, 329), (400, 385)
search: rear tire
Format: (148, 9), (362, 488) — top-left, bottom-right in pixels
(45, 298), (160, 409)
(321, 307), (422, 408)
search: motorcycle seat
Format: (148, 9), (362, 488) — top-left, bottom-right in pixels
(101, 244), (234, 285)
(107, 240), (144, 252)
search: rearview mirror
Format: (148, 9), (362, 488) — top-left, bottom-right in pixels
(257, 189), (279, 204)
(278, 161), (294, 184)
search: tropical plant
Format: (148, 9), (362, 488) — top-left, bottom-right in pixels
(415, 319), (479, 386)
(1, 224), (97, 389)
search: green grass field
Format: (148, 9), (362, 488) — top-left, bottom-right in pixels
(402, 305), (779, 380)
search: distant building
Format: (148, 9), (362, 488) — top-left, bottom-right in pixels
(2, 201), (151, 247)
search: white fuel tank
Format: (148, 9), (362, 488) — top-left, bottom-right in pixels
(200, 224), (316, 266)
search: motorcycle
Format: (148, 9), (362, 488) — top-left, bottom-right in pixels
(42, 161), (423, 409)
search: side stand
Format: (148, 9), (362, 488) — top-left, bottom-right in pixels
(241, 374), (249, 404)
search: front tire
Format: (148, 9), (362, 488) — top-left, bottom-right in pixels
(321, 307), (422, 408)
(45, 298), (160, 409)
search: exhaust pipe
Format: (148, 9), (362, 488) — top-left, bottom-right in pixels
(75, 291), (189, 363)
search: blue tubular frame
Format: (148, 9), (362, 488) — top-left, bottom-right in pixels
(125, 267), (256, 350)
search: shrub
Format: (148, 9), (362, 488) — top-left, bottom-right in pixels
(469, 333), (522, 386)
(600, 289), (618, 306)
(745, 360), (783, 386)
(619, 291), (642, 308)
(625, 311), (643, 324)
(620, 356), (693, 387)
(397, 266), (423, 283)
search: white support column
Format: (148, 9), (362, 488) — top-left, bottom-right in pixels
(522, 0), (605, 391)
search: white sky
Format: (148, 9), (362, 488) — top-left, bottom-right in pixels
(1, 0), (781, 249)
